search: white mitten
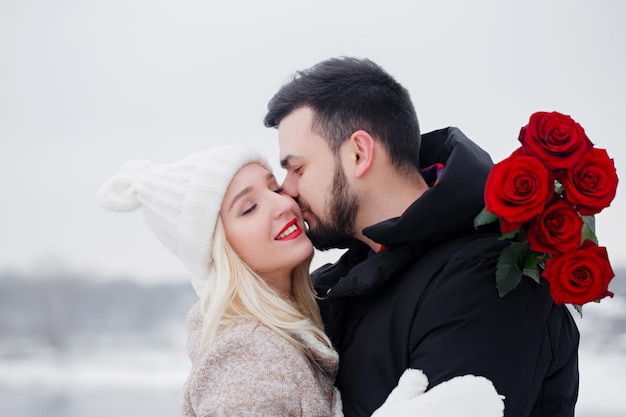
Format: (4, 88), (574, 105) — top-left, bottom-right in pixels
(371, 369), (504, 417)
(371, 369), (429, 417)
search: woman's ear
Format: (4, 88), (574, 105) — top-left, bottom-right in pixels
(349, 130), (375, 178)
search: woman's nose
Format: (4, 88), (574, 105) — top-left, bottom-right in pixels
(272, 190), (300, 217)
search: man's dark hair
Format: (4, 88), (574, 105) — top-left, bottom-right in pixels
(264, 57), (422, 172)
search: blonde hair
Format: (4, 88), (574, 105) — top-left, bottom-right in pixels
(199, 216), (333, 357)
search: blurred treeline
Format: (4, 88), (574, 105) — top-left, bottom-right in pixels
(0, 267), (624, 356)
(0, 271), (196, 356)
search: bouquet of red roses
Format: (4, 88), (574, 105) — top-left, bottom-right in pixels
(474, 111), (619, 314)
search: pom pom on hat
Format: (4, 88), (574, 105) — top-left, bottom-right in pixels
(98, 145), (271, 295)
(98, 160), (158, 211)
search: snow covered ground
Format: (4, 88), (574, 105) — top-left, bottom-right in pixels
(1, 297), (624, 416)
(570, 296), (626, 417)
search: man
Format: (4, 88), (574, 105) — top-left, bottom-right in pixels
(263, 57), (579, 417)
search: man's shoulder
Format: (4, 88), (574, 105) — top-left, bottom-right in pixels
(387, 230), (509, 302)
(406, 229), (506, 271)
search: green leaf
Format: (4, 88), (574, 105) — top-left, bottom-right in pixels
(581, 216), (598, 244)
(523, 266), (541, 283)
(496, 242), (525, 297)
(582, 215), (596, 234)
(581, 223), (598, 244)
(499, 229), (520, 240)
(554, 180), (564, 194)
(523, 251), (542, 270)
(474, 208), (498, 228)
(521, 249), (543, 283)
(572, 304), (583, 318)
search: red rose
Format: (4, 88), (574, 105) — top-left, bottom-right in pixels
(542, 240), (615, 305)
(561, 148), (619, 215)
(485, 150), (553, 233)
(519, 111), (593, 170)
(527, 199), (583, 254)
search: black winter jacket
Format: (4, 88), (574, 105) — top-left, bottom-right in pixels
(313, 127), (579, 417)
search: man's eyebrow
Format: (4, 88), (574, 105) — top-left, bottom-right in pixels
(280, 155), (303, 169)
(228, 187), (252, 212)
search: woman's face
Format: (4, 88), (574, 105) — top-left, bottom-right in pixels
(220, 162), (313, 294)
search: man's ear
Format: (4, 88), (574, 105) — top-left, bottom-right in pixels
(349, 130), (375, 178)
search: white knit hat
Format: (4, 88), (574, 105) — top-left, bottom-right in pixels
(98, 145), (271, 295)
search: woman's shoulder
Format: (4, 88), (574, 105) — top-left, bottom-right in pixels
(212, 320), (300, 360)
(185, 319), (337, 416)
(185, 302), (300, 364)
(191, 321), (310, 393)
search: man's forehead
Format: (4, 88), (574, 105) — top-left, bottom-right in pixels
(277, 130), (309, 167)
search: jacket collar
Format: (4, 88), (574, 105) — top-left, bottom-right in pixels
(317, 243), (416, 298)
(312, 127), (494, 298)
(363, 127), (493, 246)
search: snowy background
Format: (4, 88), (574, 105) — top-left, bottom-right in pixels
(0, 271), (624, 416)
(1, 0), (625, 416)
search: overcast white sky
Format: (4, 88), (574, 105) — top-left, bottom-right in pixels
(1, 0), (624, 284)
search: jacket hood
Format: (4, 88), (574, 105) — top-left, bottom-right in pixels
(363, 127), (494, 246)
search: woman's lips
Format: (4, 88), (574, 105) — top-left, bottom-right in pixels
(275, 218), (302, 241)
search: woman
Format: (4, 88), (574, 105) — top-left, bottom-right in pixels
(98, 145), (504, 416)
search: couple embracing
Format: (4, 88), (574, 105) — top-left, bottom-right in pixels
(99, 57), (579, 417)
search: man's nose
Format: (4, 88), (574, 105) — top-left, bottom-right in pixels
(280, 175), (299, 199)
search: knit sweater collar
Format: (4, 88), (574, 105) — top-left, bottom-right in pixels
(293, 327), (339, 376)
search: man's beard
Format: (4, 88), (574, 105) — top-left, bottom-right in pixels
(306, 163), (359, 251)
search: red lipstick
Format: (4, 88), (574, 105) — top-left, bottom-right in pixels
(275, 218), (302, 241)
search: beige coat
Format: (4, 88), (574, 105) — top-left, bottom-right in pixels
(181, 302), (341, 417)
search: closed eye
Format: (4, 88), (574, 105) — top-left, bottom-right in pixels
(242, 204), (257, 215)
